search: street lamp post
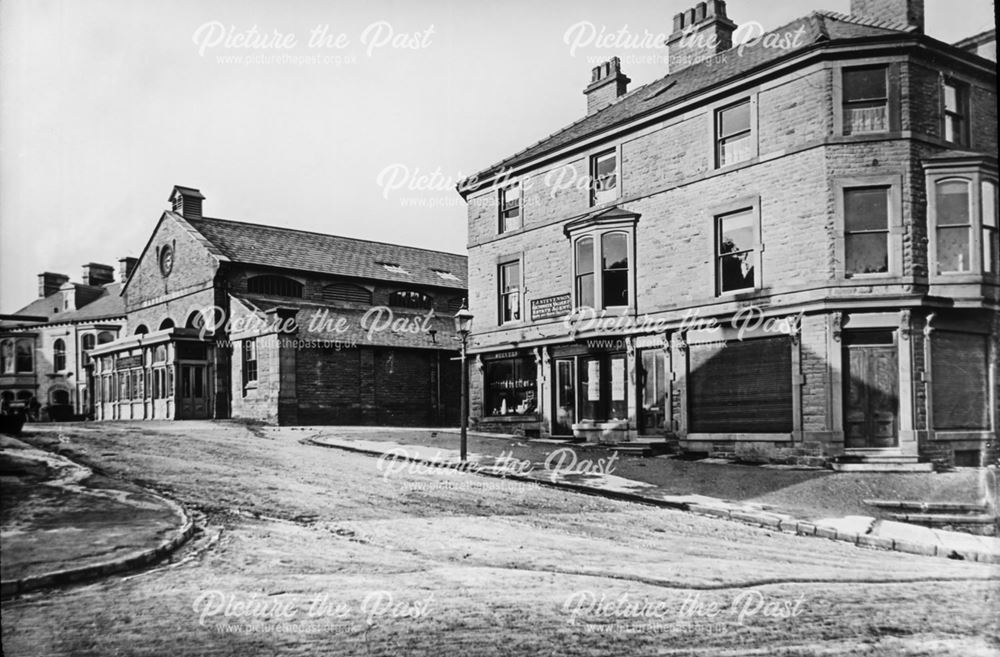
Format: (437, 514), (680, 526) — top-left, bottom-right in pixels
(454, 304), (474, 462)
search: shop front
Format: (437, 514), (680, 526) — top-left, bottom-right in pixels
(474, 334), (672, 443)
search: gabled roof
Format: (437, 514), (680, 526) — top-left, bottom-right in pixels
(461, 11), (927, 191)
(183, 215), (468, 290)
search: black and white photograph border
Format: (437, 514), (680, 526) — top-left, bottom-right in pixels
(1, 0), (998, 655)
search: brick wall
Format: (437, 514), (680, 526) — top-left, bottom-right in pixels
(124, 215), (221, 332)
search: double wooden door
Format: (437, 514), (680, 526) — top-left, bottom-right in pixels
(843, 331), (899, 448)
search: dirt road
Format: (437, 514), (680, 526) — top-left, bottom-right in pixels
(2, 421), (997, 656)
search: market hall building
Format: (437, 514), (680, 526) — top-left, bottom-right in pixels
(90, 186), (467, 426)
(457, 1), (998, 469)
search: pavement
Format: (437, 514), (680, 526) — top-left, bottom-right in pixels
(0, 435), (194, 599)
(303, 428), (1000, 564)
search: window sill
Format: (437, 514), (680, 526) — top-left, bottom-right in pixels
(483, 414), (539, 422)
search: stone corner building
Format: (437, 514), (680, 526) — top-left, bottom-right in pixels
(90, 185), (467, 426)
(458, 0), (998, 469)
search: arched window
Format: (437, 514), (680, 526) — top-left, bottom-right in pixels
(16, 391), (32, 401)
(134, 325), (149, 335)
(186, 311), (205, 329)
(0, 339), (12, 374)
(15, 340), (33, 373)
(323, 282), (373, 304)
(574, 236), (595, 308)
(935, 178), (972, 274)
(51, 389), (70, 405)
(389, 289), (434, 309)
(247, 275), (303, 298)
(159, 318), (175, 330)
(97, 331), (115, 344)
(601, 232), (629, 308)
(1, 391), (13, 404)
(53, 339), (66, 371)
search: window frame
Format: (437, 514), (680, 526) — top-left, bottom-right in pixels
(833, 176), (902, 280)
(715, 98), (753, 168)
(925, 162), (1000, 279)
(497, 259), (522, 325)
(589, 149), (619, 207)
(498, 182), (522, 234)
(833, 61), (901, 137)
(709, 197), (762, 297)
(565, 210), (639, 312)
(841, 65), (890, 135)
(482, 353), (538, 418)
(53, 338), (66, 372)
(942, 78), (970, 147)
(242, 338), (258, 389)
(573, 230), (634, 310)
(14, 339), (33, 373)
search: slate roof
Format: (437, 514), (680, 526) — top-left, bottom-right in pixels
(1, 283), (124, 329)
(183, 215), (467, 290)
(461, 11), (920, 189)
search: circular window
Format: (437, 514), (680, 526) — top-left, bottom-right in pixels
(159, 245), (174, 276)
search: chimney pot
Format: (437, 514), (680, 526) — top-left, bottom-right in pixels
(81, 262), (115, 286)
(583, 56), (631, 115)
(667, 0), (738, 73)
(118, 257), (139, 283)
(38, 272), (70, 298)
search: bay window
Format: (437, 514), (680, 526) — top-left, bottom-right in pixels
(925, 158), (999, 278)
(565, 208), (638, 311)
(934, 180), (972, 273)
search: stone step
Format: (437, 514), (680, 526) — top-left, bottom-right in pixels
(831, 461), (934, 472)
(864, 499), (990, 513)
(887, 512), (996, 525)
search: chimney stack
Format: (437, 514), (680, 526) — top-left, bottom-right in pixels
(38, 272), (70, 298)
(81, 262), (115, 286)
(168, 185), (205, 221)
(119, 257), (139, 282)
(584, 57), (631, 115)
(850, 0), (924, 33)
(666, 0), (737, 74)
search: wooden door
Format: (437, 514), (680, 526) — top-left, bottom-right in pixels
(178, 364), (208, 419)
(553, 359), (576, 436)
(844, 332), (898, 448)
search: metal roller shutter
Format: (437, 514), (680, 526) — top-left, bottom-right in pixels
(932, 332), (989, 430)
(688, 336), (793, 433)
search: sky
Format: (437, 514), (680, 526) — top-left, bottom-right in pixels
(0, 0), (994, 312)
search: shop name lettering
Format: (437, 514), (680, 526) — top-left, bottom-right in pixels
(195, 306), (433, 341)
(563, 590), (807, 625)
(563, 305), (804, 341)
(192, 589), (433, 626)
